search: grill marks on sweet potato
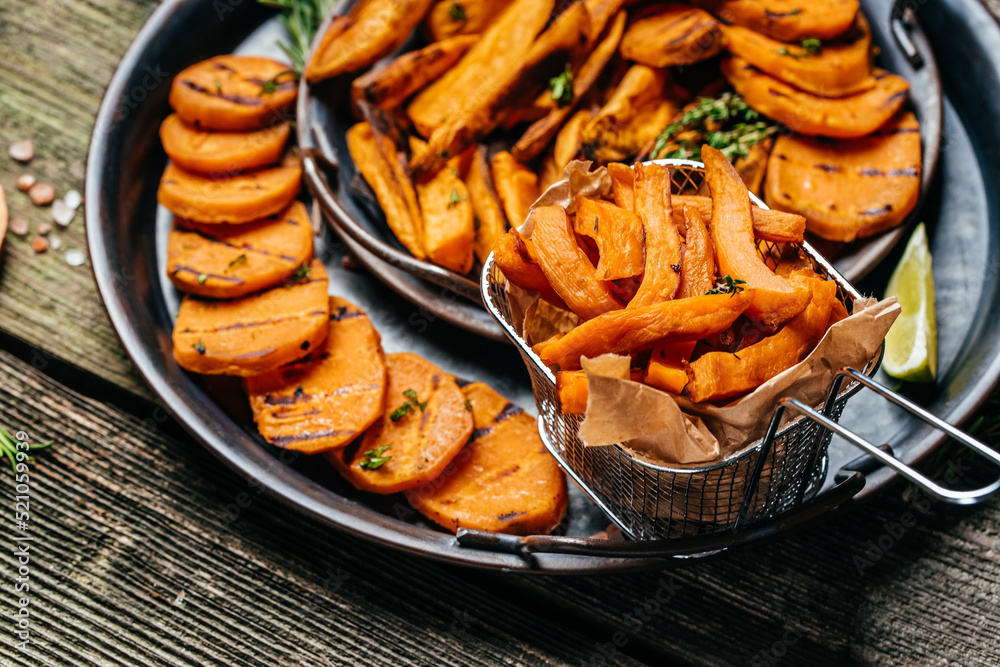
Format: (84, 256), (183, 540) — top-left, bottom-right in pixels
(693, 0), (860, 42)
(327, 353), (473, 495)
(629, 162), (682, 308)
(246, 297), (387, 454)
(620, 5), (722, 68)
(764, 111), (922, 242)
(172, 259), (330, 376)
(574, 196), (645, 281)
(305, 0), (435, 83)
(405, 382), (567, 535)
(169, 56), (297, 131)
(168, 201), (313, 298)
(157, 154), (302, 225)
(723, 58), (909, 139)
(159, 114), (290, 175)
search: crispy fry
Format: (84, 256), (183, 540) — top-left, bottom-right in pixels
(686, 278), (838, 402)
(466, 146), (508, 264)
(537, 291), (752, 370)
(573, 196), (644, 281)
(673, 195), (806, 244)
(607, 162), (635, 211)
(553, 109), (594, 175)
(693, 0), (860, 42)
(424, 0), (511, 41)
(491, 151), (540, 227)
(764, 112), (921, 242)
(246, 297), (388, 453)
(620, 5), (722, 68)
(628, 162), (682, 308)
(556, 370), (590, 414)
(512, 10), (627, 163)
(159, 114), (290, 175)
(702, 145), (810, 326)
(723, 58), (910, 140)
(350, 35), (477, 111)
(492, 230), (568, 309)
(408, 0), (556, 138)
(677, 205), (716, 299)
(346, 122), (426, 259)
(539, 147), (562, 192)
(529, 205), (622, 320)
(734, 137), (774, 197)
(305, 0), (435, 83)
(643, 341), (697, 394)
(411, 138), (475, 273)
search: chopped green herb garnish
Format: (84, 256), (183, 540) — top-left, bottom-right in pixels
(391, 389), (427, 421)
(291, 263), (311, 281)
(464, 398), (473, 412)
(359, 444), (392, 470)
(258, 69), (298, 96)
(214, 79), (223, 93)
(706, 275), (747, 296)
(447, 187), (467, 208)
(650, 92), (777, 163)
(193, 340), (206, 355)
(197, 274), (208, 285)
(228, 254), (248, 269)
(802, 38), (822, 56)
(548, 64), (574, 107)
(449, 2), (466, 21)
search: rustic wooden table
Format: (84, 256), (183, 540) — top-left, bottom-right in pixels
(3, 1), (1000, 664)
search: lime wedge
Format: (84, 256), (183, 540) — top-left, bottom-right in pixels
(883, 223), (937, 383)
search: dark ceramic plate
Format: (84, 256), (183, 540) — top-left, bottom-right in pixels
(87, 0), (1000, 572)
(299, 0), (942, 340)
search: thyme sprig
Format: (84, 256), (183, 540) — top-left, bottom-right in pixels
(706, 275), (747, 297)
(651, 92), (778, 162)
(0, 425), (53, 473)
(258, 0), (335, 72)
(548, 64), (574, 107)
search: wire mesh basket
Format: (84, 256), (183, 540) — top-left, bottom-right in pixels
(478, 160), (1000, 544)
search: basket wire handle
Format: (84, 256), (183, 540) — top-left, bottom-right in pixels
(781, 368), (1000, 505)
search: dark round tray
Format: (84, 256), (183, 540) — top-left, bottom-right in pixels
(86, 0), (1000, 572)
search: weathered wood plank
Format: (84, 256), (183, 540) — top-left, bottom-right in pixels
(0, 349), (649, 667)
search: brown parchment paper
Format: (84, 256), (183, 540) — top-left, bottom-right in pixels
(504, 160), (901, 467)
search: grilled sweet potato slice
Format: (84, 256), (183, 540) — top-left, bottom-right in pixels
(723, 58), (909, 140)
(703, 145), (810, 326)
(157, 154), (301, 224)
(408, 0), (555, 138)
(424, 0), (511, 41)
(764, 112), (922, 242)
(168, 202), (313, 298)
(350, 35), (477, 111)
(305, 0), (435, 83)
(410, 1), (592, 175)
(246, 297), (387, 453)
(327, 353), (473, 495)
(607, 162), (636, 211)
(406, 382), (567, 535)
(172, 259), (329, 376)
(574, 196), (644, 281)
(677, 205), (716, 299)
(159, 114), (289, 175)
(466, 147), (508, 264)
(491, 151), (540, 228)
(346, 122), (426, 259)
(492, 230), (567, 309)
(644, 341), (698, 394)
(414, 149), (476, 274)
(693, 0), (860, 42)
(529, 205), (622, 320)
(581, 65), (677, 164)
(620, 5), (722, 68)
(629, 162), (683, 308)
(686, 278), (838, 402)
(720, 15), (874, 98)
(512, 10), (628, 163)
(537, 291), (751, 369)
(169, 56), (296, 132)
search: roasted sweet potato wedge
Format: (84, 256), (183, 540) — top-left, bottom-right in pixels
(159, 114), (289, 175)
(350, 35), (477, 112)
(492, 230), (567, 309)
(574, 196), (644, 281)
(424, 0), (511, 41)
(620, 5), (722, 68)
(157, 154), (301, 224)
(169, 55), (297, 131)
(305, 0), (435, 83)
(723, 58), (910, 140)
(246, 297), (387, 453)
(607, 162), (635, 211)
(703, 145), (810, 326)
(512, 10), (628, 163)
(677, 204), (716, 299)
(405, 382), (568, 535)
(693, 0), (860, 42)
(172, 259), (330, 376)
(673, 195), (807, 244)
(529, 205), (622, 320)
(346, 122), (426, 259)
(168, 201), (313, 298)
(556, 370), (590, 415)
(537, 291), (752, 369)
(581, 65), (677, 164)
(764, 112), (922, 242)
(734, 137), (774, 198)
(720, 15), (875, 98)
(414, 149), (476, 274)
(629, 162), (683, 308)
(491, 151), (540, 228)
(327, 352), (473, 495)
(686, 278), (838, 402)
(410, 1), (592, 175)
(644, 341), (698, 394)
(465, 146), (508, 264)
(408, 0), (555, 138)
(553, 109), (594, 175)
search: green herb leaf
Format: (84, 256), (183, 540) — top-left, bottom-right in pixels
(258, 69), (298, 96)
(193, 340), (206, 355)
(257, 0), (336, 73)
(390, 403), (415, 422)
(197, 274), (208, 285)
(548, 64), (574, 107)
(447, 187), (467, 208)
(464, 398), (473, 412)
(228, 254), (248, 269)
(802, 38), (822, 56)
(705, 275), (748, 296)
(359, 444), (392, 470)
(651, 92), (777, 162)
(403, 389), (419, 401)
(291, 263), (311, 281)
(449, 2), (466, 21)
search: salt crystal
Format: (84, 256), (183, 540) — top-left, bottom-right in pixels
(8, 139), (34, 163)
(49, 235), (62, 250)
(65, 249), (86, 266)
(64, 189), (82, 210)
(52, 199), (75, 226)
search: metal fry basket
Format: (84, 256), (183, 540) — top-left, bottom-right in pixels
(478, 160), (1000, 546)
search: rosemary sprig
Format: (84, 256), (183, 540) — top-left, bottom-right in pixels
(258, 0), (336, 72)
(0, 425), (53, 473)
(651, 92), (777, 163)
